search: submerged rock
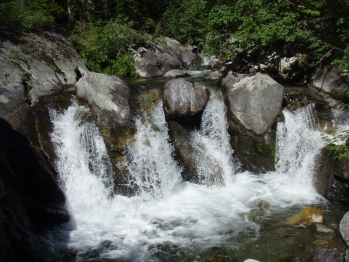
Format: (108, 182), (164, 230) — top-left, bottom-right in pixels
(287, 207), (324, 226)
(310, 223), (337, 239)
(308, 247), (344, 262)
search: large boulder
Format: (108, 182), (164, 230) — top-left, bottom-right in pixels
(225, 73), (284, 135)
(168, 121), (225, 185)
(163, 78), (208, 121)
(76, 72), (133, 190)
(314, 145), (349, 205)
(223, 73), (284, 173)
(312, 65), (349, 103)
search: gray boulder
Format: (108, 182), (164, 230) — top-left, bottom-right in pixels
(76, 72), (133, 190)
(340, 212), (349, 247)
(226, 73), (284, 135)
(163, 78), (208, 119)
(223, 73), (284, 174)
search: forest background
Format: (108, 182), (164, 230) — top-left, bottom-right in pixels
(0, 0), (348, 79)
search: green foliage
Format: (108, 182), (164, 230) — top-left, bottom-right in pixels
(0, 0), (63, 30)
(70, 17), (148, 77)
(321, 131), (349, 160)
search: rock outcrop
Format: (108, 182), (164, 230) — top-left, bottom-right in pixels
(0, 29), (88, 261)
(222, 73), (284, 173)
(133, 37), (201, 78)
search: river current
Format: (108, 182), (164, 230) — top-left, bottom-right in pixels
(42, 69), (348, 261)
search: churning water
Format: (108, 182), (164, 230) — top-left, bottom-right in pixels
(44, 92), (347, 261)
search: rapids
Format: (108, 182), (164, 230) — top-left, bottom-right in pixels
(42, 77), (349, 261)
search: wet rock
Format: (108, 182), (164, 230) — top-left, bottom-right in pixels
(310, 223), (337, 239)
(223, 73), (283, 173)
(287, 207), (324, 226)
(314, 145), (349, 205)
(31, 91), (73, 165)
(168, 121), (224, 185)
(283, 87), (327, 112)
(308, 247), (344, 262)
(163, 78), (208, 120)
(0, 118), (69, 262)
(206, 71), (222, 81)
(76, 72), (133, 190)
(225, 73), (284, 135)
(312, 65), (349, 103)
(163, 69), (190, 78)
(340, 212), (349, 247)
(76, 71), (132, 140)
(230, 132), (276, 174)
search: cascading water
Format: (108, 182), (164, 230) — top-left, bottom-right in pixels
(44, 91), (348, 261)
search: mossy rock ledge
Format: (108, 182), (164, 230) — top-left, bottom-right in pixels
(222, 73), (284, 174)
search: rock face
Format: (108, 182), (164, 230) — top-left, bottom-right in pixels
(76, 72), (133, 190)
(133, 37), (201, 78)
(163, 78), (208, 127)
(312, 65), (349, 103)
(314, 145), (349, 205)
(0, 29), (88, 261)
(0, 119), (69, 262)
(223, 73), (283, 173)
(0, 30), (88, 104)
(168, 121), (224, 185)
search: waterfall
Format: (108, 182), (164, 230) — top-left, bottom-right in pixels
(124, 102), (182, 200)
(44, 96), (339, 261)
(191, 89), (237, 186)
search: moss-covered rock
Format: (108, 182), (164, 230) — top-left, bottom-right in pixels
(287, 207), (324, 226)
(314, 145), (349, 205)
(230, 131), (276, 174)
